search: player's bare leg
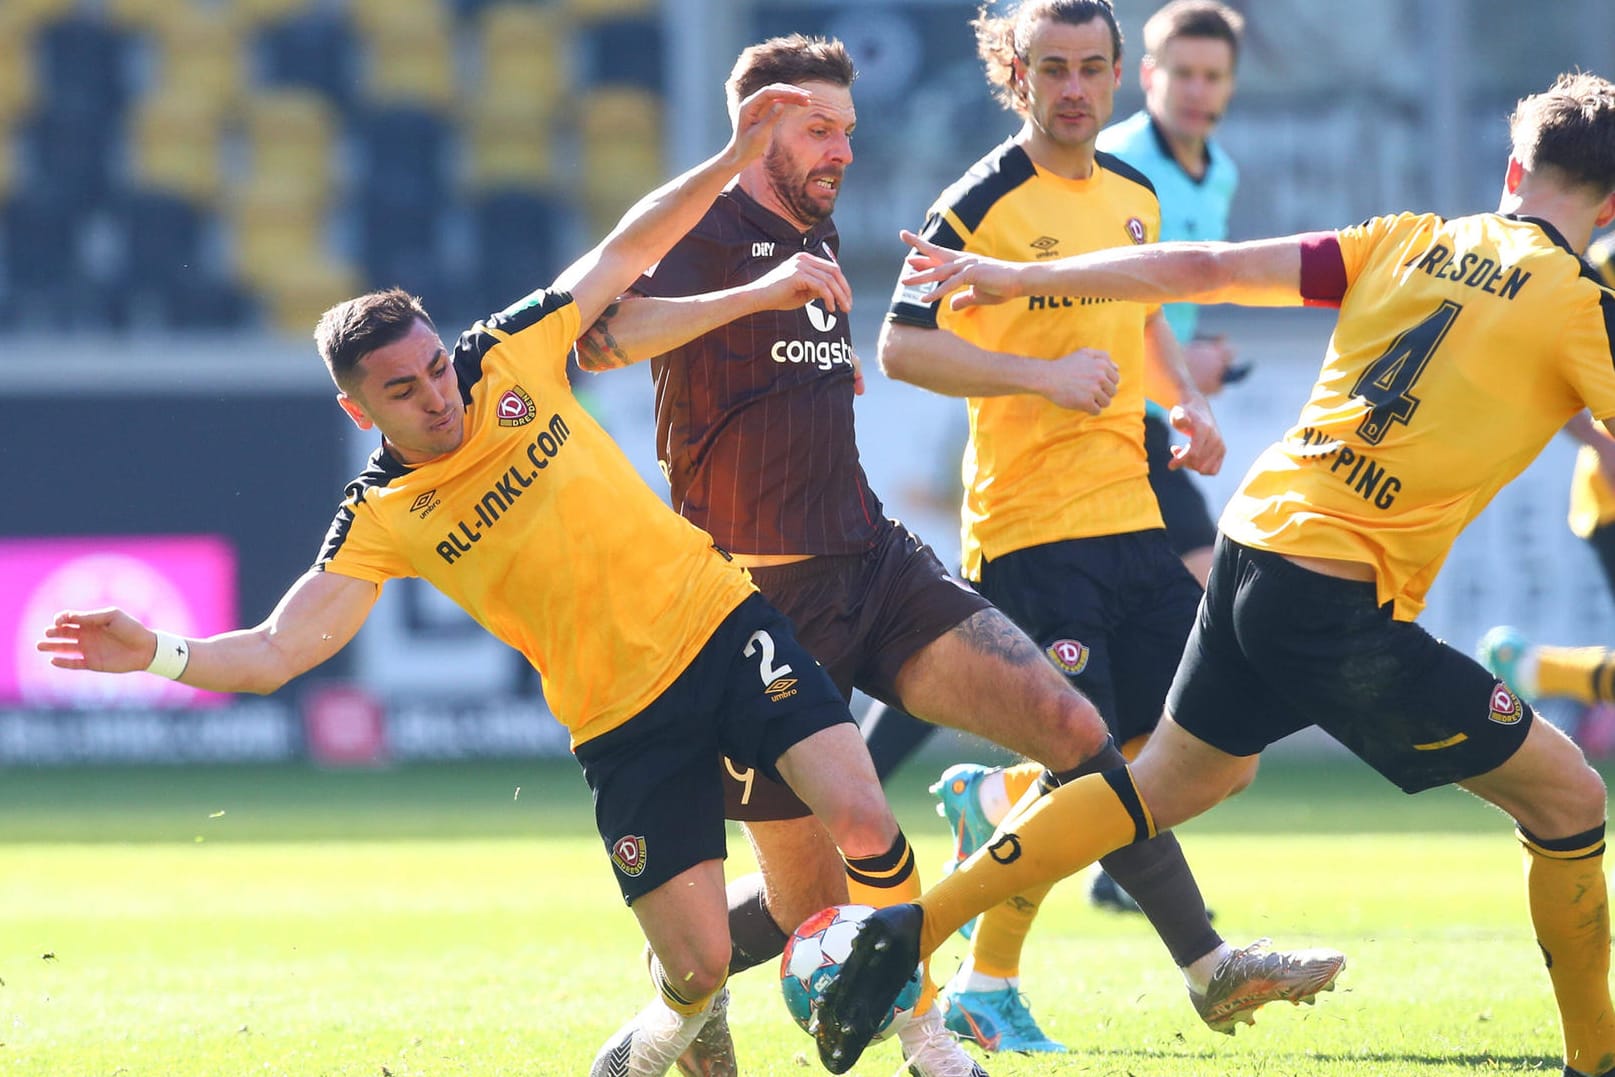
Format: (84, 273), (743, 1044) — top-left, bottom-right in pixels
(1460, 717), (1615, 1077)
(893, 608), (1109, 769)
(593, 860), (734, 1077)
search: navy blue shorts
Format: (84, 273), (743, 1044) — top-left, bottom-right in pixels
(574, 593), (853, 902)
(1145, 413), (1218, 558)
(722, 521), (991, 821)
(1167, 537), (1534, 793)
(976, 529), (1202, 745)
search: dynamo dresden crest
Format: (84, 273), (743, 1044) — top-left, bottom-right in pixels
(611, 834), (648, 877)
(496, 386), (536, 427)
(1046, 639), (1090, 676)
(1125, 217), (1147, 244)
(1488, 683), (1524, 726)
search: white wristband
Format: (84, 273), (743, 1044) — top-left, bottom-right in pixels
(146, 630), (192, 680)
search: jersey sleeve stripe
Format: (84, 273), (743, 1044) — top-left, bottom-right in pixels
(1094, 149), (1158, 197)
(1298, 231), (1348, 307)
(455, 288), (576, 391)
(944, 143), (1037, 234)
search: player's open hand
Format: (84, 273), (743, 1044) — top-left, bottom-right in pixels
(727, 84), (814, 168)
(36, 608), (156, 674)
(1167, 397), (1226, 475)
(1043, 347), (1119, 415)
(751, 252), (853, 316)
(899, 230), (1024, 309)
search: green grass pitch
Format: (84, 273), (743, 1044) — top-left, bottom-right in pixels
(0, 751), (1589, 1075)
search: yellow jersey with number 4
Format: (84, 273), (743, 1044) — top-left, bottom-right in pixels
(1222, 212), (1615, 619)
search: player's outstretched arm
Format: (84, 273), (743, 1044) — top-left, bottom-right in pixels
(576, 252), (852, 371)
(900, 230), (1307, 309)
(878, 320), (1117, 414)
(555, 83), (812, 330)
(36, 569), (378, 695)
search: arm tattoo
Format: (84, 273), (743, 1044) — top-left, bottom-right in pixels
(953, 608), (1045, 668)
(575, 300), (633, 371)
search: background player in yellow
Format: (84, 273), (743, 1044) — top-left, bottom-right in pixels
(33, 84), (927, 1077)
(878, 0), (1283, 1052)
(821, 69), (1615, 1077)
(1480, 234), (1615, 710)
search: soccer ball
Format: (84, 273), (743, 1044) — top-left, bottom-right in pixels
(780, 903), (923, 1043)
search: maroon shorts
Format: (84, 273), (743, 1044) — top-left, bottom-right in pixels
(721, 521), (991, 821)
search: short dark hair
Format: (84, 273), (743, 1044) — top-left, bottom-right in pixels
(973, 0), (1123, 116)
(314, 287), (437, 391)
(726, 34), (856, 115)
(1509, 71), (1615, 198)
(1143, 0), (1244, 65)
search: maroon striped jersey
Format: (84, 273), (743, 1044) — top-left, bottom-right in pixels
(633, 185), (885, 555)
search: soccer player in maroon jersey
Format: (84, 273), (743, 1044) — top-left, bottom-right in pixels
(577, 31), (1339, 1075)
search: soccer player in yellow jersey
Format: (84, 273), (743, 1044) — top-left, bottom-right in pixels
(34, 85), (926, 1077)
(818, 70), (1615, 1077)
(1479, 235), (1615, 711)
(878, 0), (1319, 1053)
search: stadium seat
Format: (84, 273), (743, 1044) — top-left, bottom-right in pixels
(565, 0), (656, 22)
(467, 96), (557, 192)
(579, 86), (662, 234)
(1, 0), (74, 34)
(147, 6), (246, 119)
(477, 7), (569, 114)
(234, 0), (317, 29)
(0, 25), (37, 125)
(117, 189), (209, 287)
(348, 0), (445, 39)
(361, 18), (458, 110)
(579, 16), (664, 92)
(35, 14), (132, 116)
(353, 105), (452, 209)
(242, 90), (337, 208)
(257, 253), (362, 335)
(471, 188), (563, 306)
(255, 9), (359, 109)
(128, 91), (225, 206)
(228, 182), (331, 294)
(1, 191), (79, 312)
(21, 103), (120, 210)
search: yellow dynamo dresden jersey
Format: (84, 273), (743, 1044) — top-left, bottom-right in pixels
(1222, 212), (1615, 619)
(316, 290), (756, 747)
(888, 141), (1164, 580)
(1568, 235), (1615, 538)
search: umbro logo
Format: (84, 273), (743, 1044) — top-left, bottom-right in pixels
(411, 489), (442, 519)
(1030, 235), (1060, 258)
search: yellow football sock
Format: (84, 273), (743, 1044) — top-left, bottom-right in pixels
(1520, 824), (1615, 1076)
(967, 880), (1054, 979)
(844, 831), (941, 1012)
(917, 768), (1153, 957)
(651, 954), (725, 1016)
(1535, 647), (1615, 704)
(1000, 761), (1041, 809)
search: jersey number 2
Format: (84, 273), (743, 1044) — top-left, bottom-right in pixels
(743, 629), (794, 688)
(1350, 299), (1462, 445)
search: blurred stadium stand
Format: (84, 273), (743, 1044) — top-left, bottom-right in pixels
(0, 0), (663, 334)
